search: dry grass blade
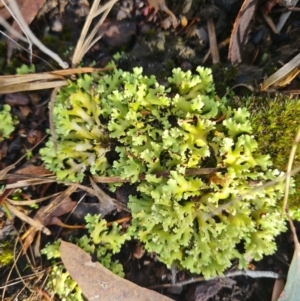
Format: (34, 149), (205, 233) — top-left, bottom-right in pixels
(0, 67), (112, 93)
(0, 80), (67, 93)
(20, 185), (78, 255)
(4, 0), (68, 68)
(282, 128), (300, 215)
(5, 176), (56, 189)
(49, 87), (59, 153)
(0, 72), (67, 93)
(72, 0), (118, 67)
(0, 140), (49, 189)
(261, 10), (279, 34)
(271, 278), (285, 301)
(7, 192), (61, 205)
(73, 0), (101, 65)
(276, 0), (299, 31)
(4, 202), (51, 235)
(0, 73), (65, 86)
(0, 14), (29, 42)
(89, 176), (116, 213)
(1, 226), (26, 300)
(261, 52), (300, 90)
(0, 164), (16, 181)
(228, 0), (257, 63)
(34, 185), (78, 221)
(207, 19), (219, 64)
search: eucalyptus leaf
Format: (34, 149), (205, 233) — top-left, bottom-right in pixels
(277, 244), (300, 301)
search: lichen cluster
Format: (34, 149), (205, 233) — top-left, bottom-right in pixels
(42, 214), (129, 301)
(40, 74), (109, 182)
(0, 104), (16, 142)
(41, 67), (287, 278)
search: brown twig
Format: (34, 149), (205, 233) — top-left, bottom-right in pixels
(150, 269), (283, 289)
(5, 202), (51, 235)
(49, 87), (59, 153)
(282, 127), (300, 215)
(207, 165), (300, 219)
(207, 19), (219, 64)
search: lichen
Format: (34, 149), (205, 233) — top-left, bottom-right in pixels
(41, 214), (129, 301)
(40, 79), (109, 182)
(41, 66), (288, 279)
(0, 104), (17, 142)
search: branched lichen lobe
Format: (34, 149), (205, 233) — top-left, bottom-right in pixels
(41, 66), (287, 278)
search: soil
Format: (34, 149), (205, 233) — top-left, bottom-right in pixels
(1, 0), (300, 300)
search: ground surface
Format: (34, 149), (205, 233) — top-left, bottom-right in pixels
(0, 0), (300, 300)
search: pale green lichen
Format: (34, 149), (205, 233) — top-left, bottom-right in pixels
(42, 214), (129, 301)
(40, 85), (109, 182)
(41, 67), (288, 279)
(0, 104), (16, 142)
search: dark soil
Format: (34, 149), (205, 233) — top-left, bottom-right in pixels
(1, 0), (300, 300)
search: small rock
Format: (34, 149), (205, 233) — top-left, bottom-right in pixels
(100, 20), (136, 48)
(27, 129), (43, 145)
(51, 15), (63, 32)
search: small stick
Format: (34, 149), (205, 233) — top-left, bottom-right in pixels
(207, 19), (219, 64)
(150, 269), (283, 288)
(282, 128), (300, 215)
(4, 202), (51, 235)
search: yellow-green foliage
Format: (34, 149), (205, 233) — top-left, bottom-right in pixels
(0, 104), (16, 142)
(248, 95), (300, 219)
(41, 67), (287, 279)
(40, 76), (109, 182)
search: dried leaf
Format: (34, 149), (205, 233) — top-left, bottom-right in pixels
(0, 0), (22, 21)
(16, 165), (53, 177)
(0, 0), (47, 60)
(4, 92), (30, 106)
(272, 278), (285, 301)
(277, 217), (300, 301)
(6, 0), (46, 32)
(71, 203), (113, 223)
(22, 186), (77, 254)
(147, 0), (178, 27)
(30, 193), (77, 227)
(60, 241), (174, 301)
(277, 244), (300, 301)
(228, 0), (257, 63)
(261, 53), (300, 90)
(21, 228), (38, 253)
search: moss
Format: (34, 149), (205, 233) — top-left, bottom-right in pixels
(245, 94), (300, 219)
